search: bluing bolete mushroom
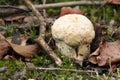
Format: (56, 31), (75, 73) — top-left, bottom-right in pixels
(51, 14), (95, 65)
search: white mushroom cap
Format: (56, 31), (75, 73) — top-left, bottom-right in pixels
(52, 14), (95, 46)
(51, 14), (95, 65)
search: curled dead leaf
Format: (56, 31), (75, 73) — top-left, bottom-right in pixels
(4, 13), (26, 22)
(7, 40), (40, 58)
(4, 55), (17, 60)
(0, 19), (4, 25)
(88, 40), (120, 66)
(91, 22), (107, 52)
(106, 0), (120, 3)
(0, 39), (10, 59)
(0, 33), (40, 59)
(60, 7), (85, 16)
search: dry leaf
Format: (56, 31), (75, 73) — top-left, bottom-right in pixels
(88, 40), (120, 66)
(0, 39), (10, 59)
(0, 33), (40, 58)
(4, 55), (17, 60)
(106, 0), (120, 5)
(106, 0), (120, 3)
(91, 23), (107, 52)
(0, 19), (4, 25)
(20, 36), (29, 46)
(0, 34), (10, 59)
(7, 40), (40, 58)
(4, 14), (26, 22)
(60, 7), (85, 16)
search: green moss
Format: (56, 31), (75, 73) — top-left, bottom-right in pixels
(0, 60), (25, 79)
(47, 8), (60, 16)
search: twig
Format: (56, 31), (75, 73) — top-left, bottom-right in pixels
(19, 0), (120, 10)
(0, 5), (28, 17)
(36, 67), (97, 73)
(37, 37), (62, 66)
(20, 1), (105, 10)
(0, 33), (6, 39)
(0, 1), (120, 17)
(24, 0), (62, 66)
(24, 0), (46, 38)
(42, 0), (47, 17)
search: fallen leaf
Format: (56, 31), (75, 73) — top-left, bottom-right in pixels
(88, 40), (120, 66)
(60, 7), (85, 16)
(20, 36), (29, 46)
(7, 40), (40, 58)
(91, 22), (107, 52)
(106, 0), (120, 5)
(4, 14), (26, 22)
(4, 55), (17, 60)
(0, 33), (40, 59)
(0, 39), (10, 59)
(0, 19), (4, 25)
(106, 0), (120, 3)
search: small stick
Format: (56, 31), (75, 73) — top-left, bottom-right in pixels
(24, 0), (46, 38)
(24, 0), (62, 66)
(18, 1), (120, 11)
(42, 0), (47, 18)
(36, 67), (97, 73)
(20, 1), (105, 10)
(0, 1), (119, 17)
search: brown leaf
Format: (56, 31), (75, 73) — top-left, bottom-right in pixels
(4, 14), (26, 22)
(60, 7), (85, 16)
(0, 39), (10, 59)
(20, 36), (29, 46)
(88, 40), (120, 66)
(0, 33), (40, 58)
(0, 19), (4, 25)
(7, 40), (40, 58)
(0, 34), (10, 59)
(91, 22), (107, 52)
(106, 0), (120, 5)
(106, 0), (120, 3)
(4, 55), (17, 60)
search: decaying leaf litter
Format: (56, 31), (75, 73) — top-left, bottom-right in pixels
(0, 0), (120, 79)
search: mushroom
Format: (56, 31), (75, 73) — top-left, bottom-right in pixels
(51, 14), (95, 65)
